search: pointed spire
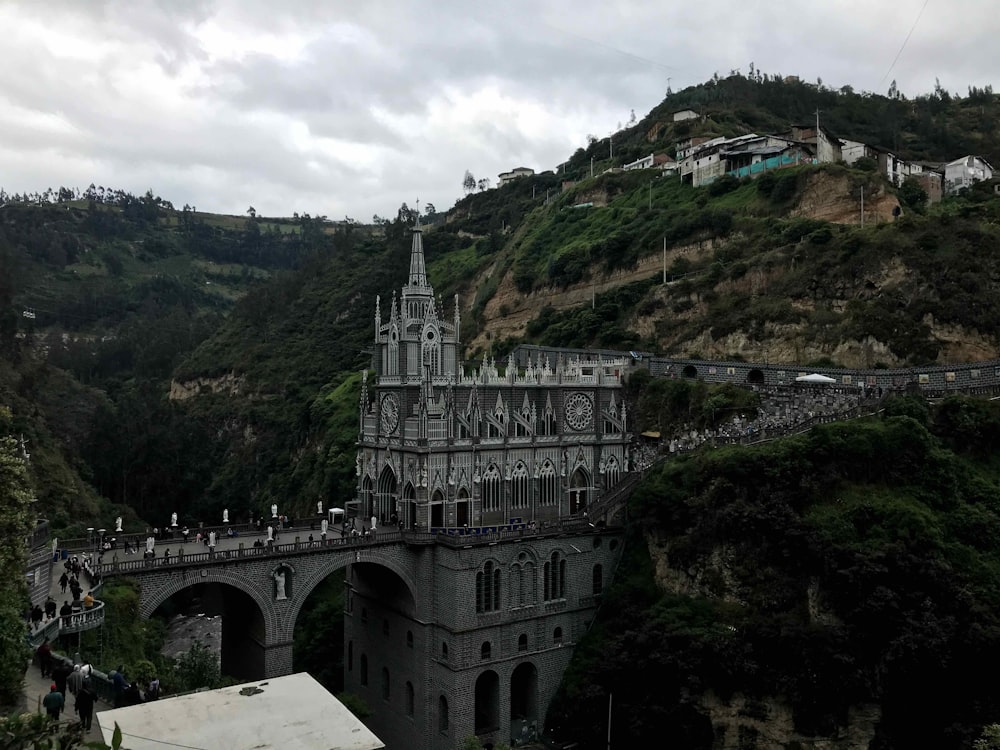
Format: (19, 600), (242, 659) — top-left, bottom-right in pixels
(374, 295), (381, 342)
(408, 222), (428, 289)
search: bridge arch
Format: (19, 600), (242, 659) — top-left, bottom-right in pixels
(282, 550), (419, 644)
(747, 368), (765, 384)
(139, 569), (274, 627)
(140, 570), (274, 681)
(681, 364), (698, 379)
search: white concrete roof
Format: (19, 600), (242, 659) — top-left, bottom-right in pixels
(97, 672), (384, 750)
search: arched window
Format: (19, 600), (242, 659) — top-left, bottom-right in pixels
(511, 462), (530, 508)
(476, 560), (501, 612)
(544, 551), (565, 600)
(518, 633), (528, 652)
(593, 564), (603, 595)
(382, 667), (390, 700)
(360, 654), (368, 686)
(441, 641), (449, 660)
(439, 695), (449, 732)
(539, 461), (558, 505)
(510, 564), (523, 607)
(482, 464), (502, 511)
(604, 455), (620, 489)
(406, 681), (415, 717)
(481, 641), (492, 660)
(553, 627), (563, 645)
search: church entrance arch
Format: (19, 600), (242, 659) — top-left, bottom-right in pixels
(376, 466), (397, 526)
(456, 487), (470, 527)
(569, 468), (590, 515)
(510, 662), (539, 741)
(430, 489), (444, 528)
(150, 581), (267, 682)
(475, 670), (501, 735)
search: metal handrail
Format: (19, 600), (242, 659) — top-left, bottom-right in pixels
(26, 601), (106, 649)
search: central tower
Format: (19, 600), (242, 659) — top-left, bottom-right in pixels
(347, 221), (631, 749)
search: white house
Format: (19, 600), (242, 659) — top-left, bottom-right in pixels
(497, 167), (535, 186)
(944, 155), (995, 194)
(672, 109), (699, 122)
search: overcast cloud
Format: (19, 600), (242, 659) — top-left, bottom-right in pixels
(1, 0), (997, 220)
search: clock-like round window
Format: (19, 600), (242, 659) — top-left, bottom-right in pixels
(380, 393), (399, 434)
(564, 393), (593, 431)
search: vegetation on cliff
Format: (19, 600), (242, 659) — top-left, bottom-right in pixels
(548, 395), (1000, 749)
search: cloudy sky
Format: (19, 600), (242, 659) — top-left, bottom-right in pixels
(1, 0), (997, 220)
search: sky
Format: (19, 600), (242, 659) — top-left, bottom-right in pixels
(1, 0), (998, 221)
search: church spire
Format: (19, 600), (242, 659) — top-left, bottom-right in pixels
(408, 220), (429, 290)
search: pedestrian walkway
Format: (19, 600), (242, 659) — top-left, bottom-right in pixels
(21, 654), (106, 745)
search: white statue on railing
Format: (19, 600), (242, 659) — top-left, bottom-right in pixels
(171, 513), (178, 527)
(115, 517), (123, 532)
(208, 531), (217, 549)
(146, 537), (155, 554)
(271, 503), (278, 519)
(267, 525), (274, 542)
(222, 509), (229, 523)
(321, 519), (328, 538)
(317, 500), (323, 515)
(272, 568), (287, 600)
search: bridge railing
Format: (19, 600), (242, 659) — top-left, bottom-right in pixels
(97, 529), (409, 575)
(26, 601), (106, 650)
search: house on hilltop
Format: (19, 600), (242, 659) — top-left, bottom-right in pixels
(944, 155), (994, 195)
(498, 167), (535, 186)
(672, 109), (699, 122)
(784, 124), (842, 163)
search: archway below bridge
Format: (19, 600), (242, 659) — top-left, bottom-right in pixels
(747, 368), (765, 384)
(151, 582), (267, 682)
(682, 365), (698, 379)
(292, 565), (349, 693)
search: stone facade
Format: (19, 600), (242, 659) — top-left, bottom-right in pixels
(344, 530), (623, 750)
(357, 223), (634, 532)
(344, 224), (634, 748)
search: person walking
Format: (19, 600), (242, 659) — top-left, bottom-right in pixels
(52, 660), (71, 697)
(83, 591), (95, 609)
(76, 681), (96, 730)
(67, 664), (83, 697)
(59, 601), (72, 628)
(36, 638), (52, 677)
(31, 604), (43, 631)
(42, 684), (64, 720)
(44, 596), (56, 621)
(58, 572), (68, 594)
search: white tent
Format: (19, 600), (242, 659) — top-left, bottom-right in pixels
(795, 373), (837, 384)
(328, 507), (345, 524)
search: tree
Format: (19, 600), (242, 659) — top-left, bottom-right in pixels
(0, 406), (34, 710)
(898, 177), (928, 214)
(424, 203), (436, 217)
(477, 177), (491, 192)
(462, 170), (476, 195)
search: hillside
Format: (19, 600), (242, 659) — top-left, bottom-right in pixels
(4, 74), (1000, 533)
(545, 395), (1000, 749)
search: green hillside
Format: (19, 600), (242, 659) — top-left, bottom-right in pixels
(546, 396), (1000, 749)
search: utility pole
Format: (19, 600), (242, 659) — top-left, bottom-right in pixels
(860, 186), (865, 226)
(590, 157), (594, 178)
(662, 237), (666, 284)
(648, 181), (652, 210)
(609, 133), (614, 160)
(607, 692), (613, 750)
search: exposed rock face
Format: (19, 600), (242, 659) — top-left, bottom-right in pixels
(169, 373), (245, 401)
(467, 237), (721, 353)
(792, 171), (899, 225)
(646, 530), (880, 749)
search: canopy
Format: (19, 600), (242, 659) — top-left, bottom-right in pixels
(795, 373), (837, 384)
